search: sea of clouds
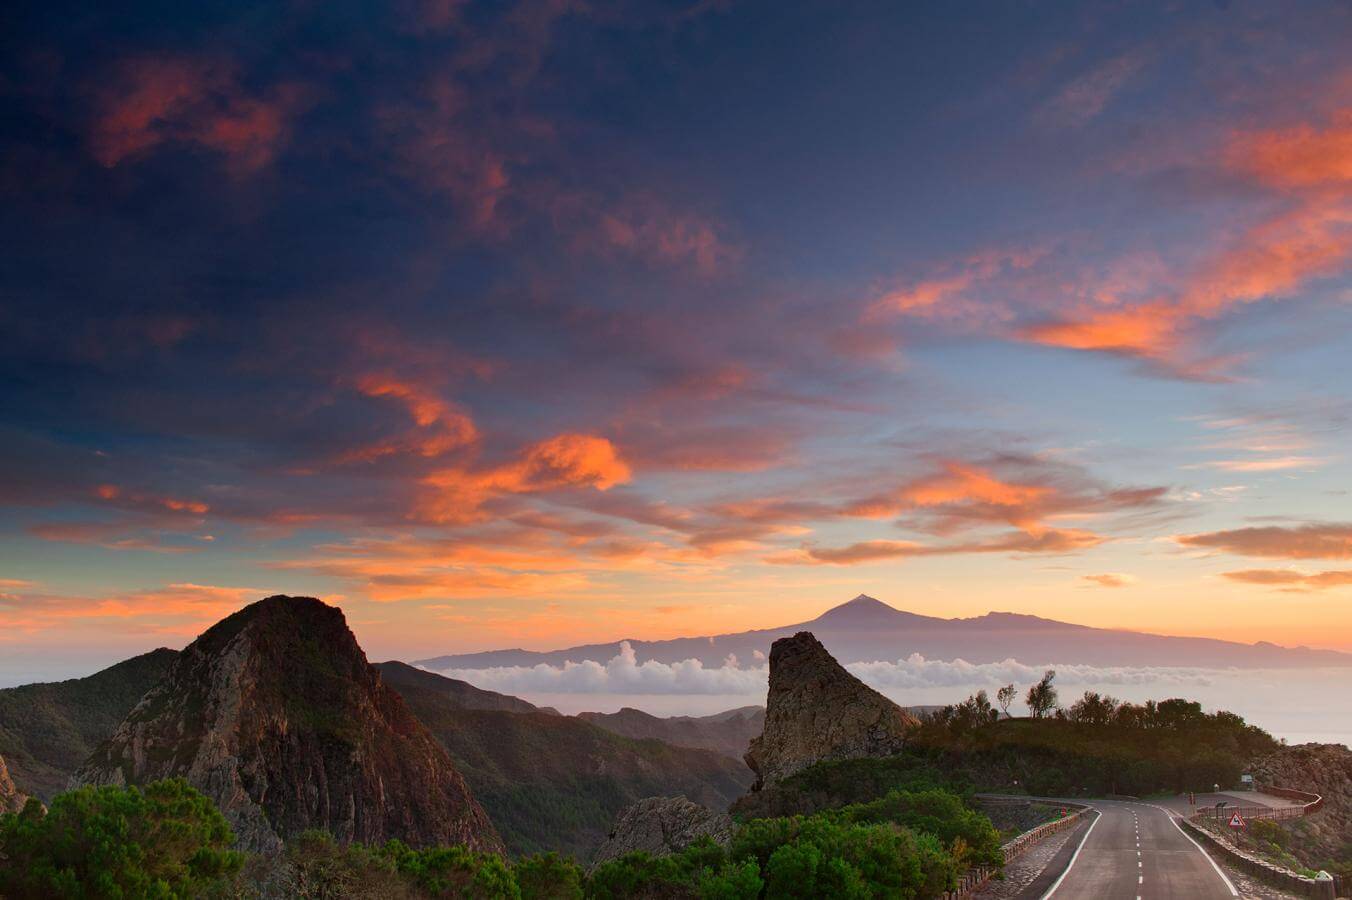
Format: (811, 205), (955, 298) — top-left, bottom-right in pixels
(433, 640), (1217, 696)
(432, 644), (1352, 745)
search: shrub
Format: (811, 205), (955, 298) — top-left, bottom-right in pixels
(0, 779), (244, 899)
(514, 852), (585, 900)
(384, 841), (519, 899)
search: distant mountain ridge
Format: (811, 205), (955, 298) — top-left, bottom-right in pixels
(418, 594), (1352, 670)
(577, 706), (765, 760)
(0, 647), (177, 801)
(378, 662), (752, 858)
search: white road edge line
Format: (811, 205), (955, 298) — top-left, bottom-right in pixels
(1166, 811), (1239, 897)
(1039, 809), (1101, 900)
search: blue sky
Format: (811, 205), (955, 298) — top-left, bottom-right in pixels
(2, 0), (1351, 681)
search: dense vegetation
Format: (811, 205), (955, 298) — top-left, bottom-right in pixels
(0, 779), (244, 898)
(0, 649), (177, 800)
(909, 681), (1280, 797)
(1, 778), (993, 899)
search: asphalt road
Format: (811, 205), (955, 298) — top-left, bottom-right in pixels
(1041, 798), (1238, 900)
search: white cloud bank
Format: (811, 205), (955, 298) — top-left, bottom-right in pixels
(432, 641), (1217, 696)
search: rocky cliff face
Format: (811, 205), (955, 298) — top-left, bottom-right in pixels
(591, 796), (733, 867)
(745, 631), (917, 789)
(1249, 743), (1352, 872)
(73, 595), (502, 855)
(0, 753), (29, 813)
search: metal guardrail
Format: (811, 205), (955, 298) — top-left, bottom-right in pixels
(1191, 784), (1323, 825)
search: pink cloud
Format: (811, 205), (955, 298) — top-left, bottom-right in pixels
(89, 55), (307, 173)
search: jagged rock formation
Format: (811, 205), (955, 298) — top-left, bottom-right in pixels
(0, 647), (178, 801)
(73, 595), (502, 854)
(591, 796), (733, 867)
(745, 631), (918, 789)
(1248, 743), (1352, 872)
(0, 753), (29, 813)
(579, 705), (766, 760)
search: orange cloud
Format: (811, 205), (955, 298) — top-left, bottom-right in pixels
(488, 433), (632, 492)
(417, 433), (631, 524)
(89, 56), (306, 173)
(1018, 109), (1352, 373)
(845, 461), (1070, 535)
(93, 484), (210, 515)
(1082, 573), (1135, 588)
(865, 249), (1042, 323)
(273, 521), (691, 602)
(1177, 523), (1352, 559)
(1232, 113), (1352, 190)
(342, 373), (480, 463)
(770, 527), (1103, 566)
(0, 583), (261, 638)
(1221, 568), (1352, 590)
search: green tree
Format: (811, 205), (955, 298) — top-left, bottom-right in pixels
(384, 841), (519, 899)
(695, 859), (762, 900)
(514, 852), (584, 900)
(0, 779), (244, 899)
(1025, 670), (1059, 719)
(996, 684), (1016, 718)
(281, 829), (413, 898)
(1067, 692), (1119, 726)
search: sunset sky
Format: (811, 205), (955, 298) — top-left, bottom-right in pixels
(3, 0), (1352, 684)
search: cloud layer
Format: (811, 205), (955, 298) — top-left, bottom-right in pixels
(434, 642), (1217, 696)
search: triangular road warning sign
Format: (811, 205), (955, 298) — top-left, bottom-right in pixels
(1228, 812), (1246, 829)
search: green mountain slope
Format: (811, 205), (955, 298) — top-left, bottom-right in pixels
(379, 665), (755, 859)
(0, 648), (178, 800)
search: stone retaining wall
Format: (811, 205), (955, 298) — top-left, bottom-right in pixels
(1180, 816), (1338, 899)
(942, 800), (1092, 900)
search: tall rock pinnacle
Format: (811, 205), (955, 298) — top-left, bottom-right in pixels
(73, 595), (502, 854)
(745, 631), (918, 789)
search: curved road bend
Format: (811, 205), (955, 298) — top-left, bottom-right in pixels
(1040, 798), (1237, 900)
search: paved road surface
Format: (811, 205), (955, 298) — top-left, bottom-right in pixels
(1042, 798), (1238, 899)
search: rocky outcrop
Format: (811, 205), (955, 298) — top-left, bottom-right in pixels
(591, 796), (733, 867)
(73, 595), (502, 855)
(1248, 743), (1352, 871)
(0, 753), (29, 813)
(745, 631), (917, 789)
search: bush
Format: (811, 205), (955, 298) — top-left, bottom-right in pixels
(0, 779), (244, 899)
(837, 788), (1001, 868)
(278, 829), (414, 898)
(585, 851), (687, 899)
(514, 852), (585, 900)
(384, 841), (519, 899)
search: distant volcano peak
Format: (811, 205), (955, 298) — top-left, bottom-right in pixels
(812, 593), (913, 624)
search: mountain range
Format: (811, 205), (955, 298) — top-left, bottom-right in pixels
(418, 594), (1352, 670)
(0, 596), (754, 859)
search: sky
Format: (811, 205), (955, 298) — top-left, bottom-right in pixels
(3, 0), (1352, 685)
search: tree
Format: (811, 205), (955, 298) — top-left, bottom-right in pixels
(0, 778), (244, 899)
(513, 852), (584, 900)
(1025, 670), (1059, 719)
(996, 684), (1016, 718)
(1067, 691), (1119, 726)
